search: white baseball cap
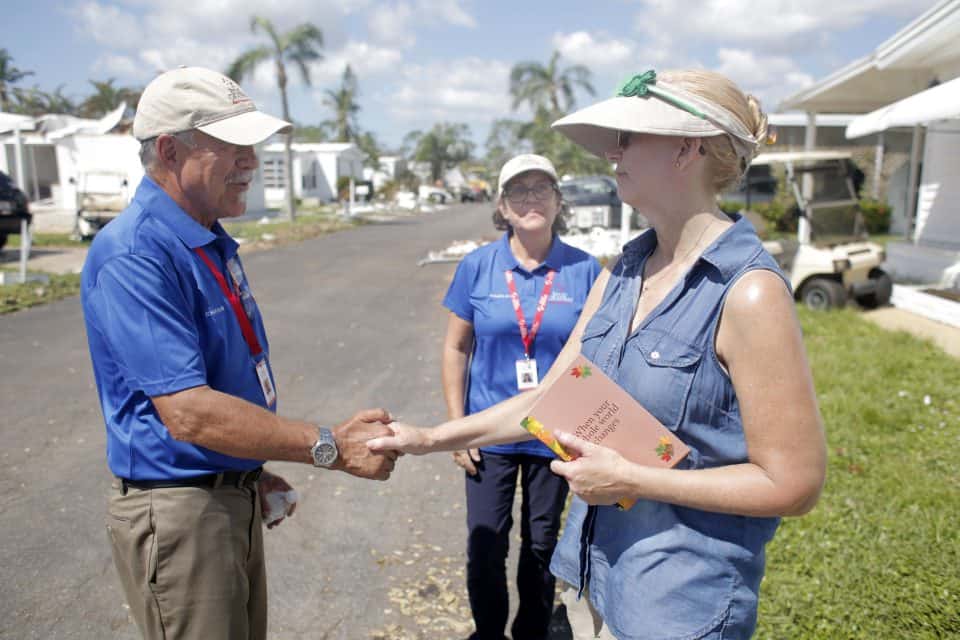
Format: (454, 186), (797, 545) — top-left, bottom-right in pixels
(497, 154), (559, 194)
(133, 66), (292, 145)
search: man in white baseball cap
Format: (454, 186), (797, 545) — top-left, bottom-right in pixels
(133, 65), (292, 145)
(81, 66), (400, 639)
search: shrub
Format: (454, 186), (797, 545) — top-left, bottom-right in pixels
(718, 200), (743, 216)
(751, 200), (799, 233)
(336, 176), (352, 200)
(378, 180), (401, 201)
(859, 198), (891, 234)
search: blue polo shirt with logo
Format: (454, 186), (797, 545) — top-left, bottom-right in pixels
(81, 176), (272, 481)
(443, 232), (601, 457)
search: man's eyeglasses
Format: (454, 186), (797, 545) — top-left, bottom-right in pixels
(616, 130), (632, 150)
(503, 182), (557, 204)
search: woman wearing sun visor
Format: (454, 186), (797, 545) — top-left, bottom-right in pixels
(368, 69), (826, 640)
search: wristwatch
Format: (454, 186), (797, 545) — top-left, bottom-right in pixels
(310, 427), (339, 467)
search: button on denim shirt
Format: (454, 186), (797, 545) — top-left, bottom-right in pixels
(550, 215), (789, 640)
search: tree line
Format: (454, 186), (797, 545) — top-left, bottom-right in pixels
(2, 19), (609, 214)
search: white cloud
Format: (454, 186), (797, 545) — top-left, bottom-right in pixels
(713, 48), (814, 109)
(366, 0), (475, 48)
(417, 0), (476, 28)
(312, 41), (405, 87)
(385, 57), (513, 125)
(552, 31), (635, 69)
(93, 54), (143, 78)
(74, 2), (145, 49)
(368, 2), (416, 47)
(634, 0), (932, 52)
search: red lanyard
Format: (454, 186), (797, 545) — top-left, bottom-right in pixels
(504, 269), (555, 359)
(194, 248), (263, 357)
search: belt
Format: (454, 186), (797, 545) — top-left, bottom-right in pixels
(119, 467), (263, 495)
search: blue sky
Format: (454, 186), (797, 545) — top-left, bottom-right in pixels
(4, 0), (936, 150)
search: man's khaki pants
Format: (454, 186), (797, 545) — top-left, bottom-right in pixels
(560, 583), (618, 639)
(106, 481), (266, 639)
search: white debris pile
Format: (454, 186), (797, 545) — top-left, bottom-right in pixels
(395, 191), (418, 211)
(560, 227), (644, 259)
(418, 239), (489, 266)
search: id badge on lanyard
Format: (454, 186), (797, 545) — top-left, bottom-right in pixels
(195, 248), (276, 407)
(505, 269), (555, 392)
(516, 358), (539, 390)
(255, 359), (277, 407)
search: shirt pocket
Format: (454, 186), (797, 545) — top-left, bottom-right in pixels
(628, 331), (702, 429)
(579, 314), (617, 366)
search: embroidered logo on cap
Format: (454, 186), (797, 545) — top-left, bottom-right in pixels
(222, 77), (252, 105)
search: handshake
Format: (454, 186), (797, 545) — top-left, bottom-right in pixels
(261, 408), (434, 528)
(327, 408), (427, 482)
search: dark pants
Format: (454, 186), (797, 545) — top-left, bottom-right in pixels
(465, 451), (568, 640)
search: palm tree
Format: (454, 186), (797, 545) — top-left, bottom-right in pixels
(404, 122), (474, 183)
(0, 49), (34, 112)
(42, 85), (76, 114)
(10, 86), (47, 116)
(509, 51), (595, 114)
(227, 17), (324, 221)
(322, 65), (360, 142)
(79, 79), (139, 118)
(355, 131), (381, 172)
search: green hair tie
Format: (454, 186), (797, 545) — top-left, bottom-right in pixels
(615, 70), (708, 120)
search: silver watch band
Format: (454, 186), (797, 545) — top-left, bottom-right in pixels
(310, 427), (339, 467)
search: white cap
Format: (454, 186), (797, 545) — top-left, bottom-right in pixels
(133, 66), (292, 145)
(497, 154), (559, 193)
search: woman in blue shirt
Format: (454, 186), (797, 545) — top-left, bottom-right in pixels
(372, 70), (826, 639)
(442, 154), (600, 640)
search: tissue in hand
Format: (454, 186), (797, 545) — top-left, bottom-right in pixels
(263, 489), (299, 526)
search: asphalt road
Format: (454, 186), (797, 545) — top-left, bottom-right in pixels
(0, 203), (568, 640)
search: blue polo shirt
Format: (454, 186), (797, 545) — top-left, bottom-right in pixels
(443, 233), (601, 457)
(81, 177), (272, 481)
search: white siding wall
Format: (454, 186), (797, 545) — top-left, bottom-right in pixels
(914, 120), (960, 249)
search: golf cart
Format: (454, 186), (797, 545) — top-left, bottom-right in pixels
(749, 151), (891, 310)
(71, 170), (130, 240)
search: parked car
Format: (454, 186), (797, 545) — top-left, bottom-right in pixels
(458, 181), (491, 203)
(0, 170), (32, 250)
(418, 185), (454, 204)
(559, 175), (626, 229)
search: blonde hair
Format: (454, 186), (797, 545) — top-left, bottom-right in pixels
(660, 69), (768, 192)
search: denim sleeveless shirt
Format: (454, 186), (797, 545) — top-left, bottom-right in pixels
(550, 214), (789, 640)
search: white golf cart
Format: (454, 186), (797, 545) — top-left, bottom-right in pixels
(70, 170), (130, 241)
(749, 151), (891, 310)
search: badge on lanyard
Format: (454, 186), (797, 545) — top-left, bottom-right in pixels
(194, 248), (276, 408)
(505, 268), (555, 392)
(255, 358), (277, 407)
(516, 358), (539, 390)
(226, 257), (245, 288)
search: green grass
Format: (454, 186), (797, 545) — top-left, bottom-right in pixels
(4, 232), (87, 248)
(0, 211), (358, 315)
(756, 308), (960, 639)
(0, 271), (81, 314)
(221, 209), (361, 245)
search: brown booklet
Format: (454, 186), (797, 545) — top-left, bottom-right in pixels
(521, 354), (690, 509)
